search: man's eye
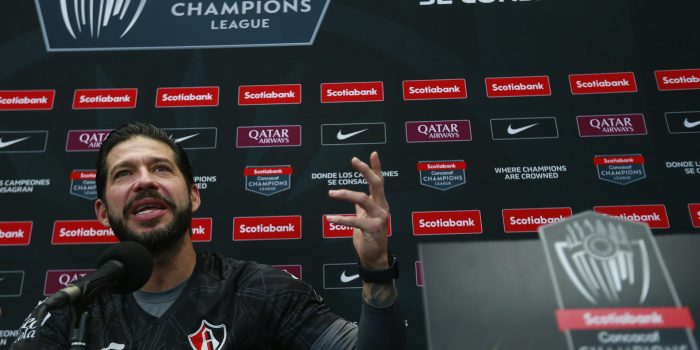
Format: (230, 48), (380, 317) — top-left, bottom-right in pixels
(114, 170), (130, 179)
(154, 165), (171, 173)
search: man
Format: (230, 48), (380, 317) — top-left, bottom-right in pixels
(11, 122), (406, 349)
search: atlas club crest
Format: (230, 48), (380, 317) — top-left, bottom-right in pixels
(188, 320), (227, 350)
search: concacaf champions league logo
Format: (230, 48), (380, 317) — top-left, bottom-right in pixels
(549, 213), (651, 305)
(188, 320), (227, 350)
(57, 0), (148, 39)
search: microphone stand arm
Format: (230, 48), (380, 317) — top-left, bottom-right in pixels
(69, 303), (91, 350)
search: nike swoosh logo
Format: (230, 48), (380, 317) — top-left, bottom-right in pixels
(507, 123), (538, 135)
(0, 136), (30, 149)
(337, 129), (368, 141)
(340, 271), (360, 283)
(683, 118), (700, 129)
(172, 133), (199, 143)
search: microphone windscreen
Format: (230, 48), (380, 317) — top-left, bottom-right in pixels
(98, 241), (153, 294)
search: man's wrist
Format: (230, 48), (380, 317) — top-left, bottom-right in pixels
(358, 252), (399, 283)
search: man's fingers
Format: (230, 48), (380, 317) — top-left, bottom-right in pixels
(326, 214), (386, 235)
(351, 154), (388, 208)
(328, 189), (384, 217)
(351, 156), (382, 185)
(370, 151), (383, 178)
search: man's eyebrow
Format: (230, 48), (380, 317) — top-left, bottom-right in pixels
(109, 156), (176, 173)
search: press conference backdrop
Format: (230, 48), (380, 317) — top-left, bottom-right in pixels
(1, 0), (699, 348)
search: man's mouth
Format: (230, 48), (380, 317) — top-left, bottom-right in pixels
(129, 198), (170, 220)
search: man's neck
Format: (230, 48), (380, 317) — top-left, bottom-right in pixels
(140, 235), (196, 292)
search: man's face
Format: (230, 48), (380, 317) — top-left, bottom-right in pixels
(94, 136), (200, 253)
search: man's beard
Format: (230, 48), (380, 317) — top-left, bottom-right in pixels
(108, 190), (192, 256)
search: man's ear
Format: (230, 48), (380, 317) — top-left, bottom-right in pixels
(95, 198), (111, 227)
(190, 184), (201, 213)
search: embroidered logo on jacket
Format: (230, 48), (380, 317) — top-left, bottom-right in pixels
(188, 320), (227, 350)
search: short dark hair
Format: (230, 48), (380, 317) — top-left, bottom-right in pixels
(96, 122), (195, 201)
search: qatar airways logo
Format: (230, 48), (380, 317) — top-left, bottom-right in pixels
(405, 120), (471, 143)
(237, 125), (302, 148)
(44, 269), (94, 295)
(54, 0), (148, 39)
(66, 129), (111, 151)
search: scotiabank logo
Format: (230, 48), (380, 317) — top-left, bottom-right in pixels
(322, 214), (392, 238)
(502, 207), (572, 233)
(191, 218), (213, 242)
(73, 88), (138, 109)
(569, 72), (637, 95)
(412, 210), (482, 236)
(0, 90), (55, 111)
(555, 307), (694, 331)
(593, 205), (670, 229)
(52, 220), (118, 245)
(402, 79), (467, 101)
(44, 269), (94, 295)
(238, 84), (302, 105)
(485, 75), (551, 98)
(688, 204), (700, 228)
(655, 68), (700, 91)
(0, 222), (32, 246)
(321, 81), (384, 103)
(233, 215), (301, 241)
(156, 86), (219, 108)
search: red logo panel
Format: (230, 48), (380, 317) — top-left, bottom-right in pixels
(273, 265), (303, 280)
(322, 214), (392, 238)
(52, 220), (118, 244)
(44, 269), (94, 295)
(73, 88), (138, 109)
(0, 90), (55, 110)
(655, 68), (700, 91)
(502, 207), (573, 233)
(156, 86), (219, 108)
(238, 84), (301, 105)
(689, 204), (700, 228)
(191, 218), (213, 242)
(415, 261), (424, 287)
(485, 75), (551, 98)
(412, 210), (482, 236)
(593, 204), (670, 229)
(320, 81), (384, 103)
(569, 72), (637, 95)
(402, 79), (467, 100)
(233, 216), (302, 241)
(0, 221), (32, 246)
(556, 307), (695, 331)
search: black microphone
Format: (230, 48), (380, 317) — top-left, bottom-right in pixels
(36, 241), (152, 317)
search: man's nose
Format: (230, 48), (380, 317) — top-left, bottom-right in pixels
(134, 168), (159, 191)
